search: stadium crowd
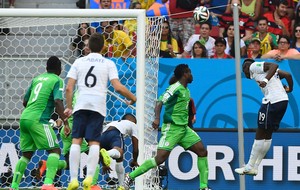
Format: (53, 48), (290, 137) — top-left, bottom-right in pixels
(69, 0), (300, 61)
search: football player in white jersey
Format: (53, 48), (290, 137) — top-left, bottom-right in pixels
(64, 33), (137, 190)
(235, 58), (293, 176)
(100, 113), (139, 190)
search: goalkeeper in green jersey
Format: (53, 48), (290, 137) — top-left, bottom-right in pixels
(10, 56), (70, 190)
(124, 64), (211, 190)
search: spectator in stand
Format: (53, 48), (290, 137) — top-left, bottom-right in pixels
(210, 37), (233, 58)
(225, 0), (262, 21)
(246, 38), (262, 59)
(100, 21), (135, 59)
(291, 5), (300, 33)
(146, 0), (170, 17)
(263, 0), (295, 19)
(91, 0), (112, 33)
(262, 35), (300, 60)
(223, 23), (246, 57)
(291, 24), (300, 52)
(9, 0), (15, 8)
(100, 0), (111, 8)
(219, 2), (255, 42)
(137, 0), (155, 10)
(123, 1), (142, 43)
(263, 0), (291, 37)
(191, 41), (208, 58)
(202, 0), (228, 27)
(83, 39), (91, 56)
(168, 0), (199, 53)
(160, 20), (179, 58)
(207, 0), (228, 18)
(182, 22), (215, 58)
(70, 23), (93, 57)
(251, 16), (278, 55)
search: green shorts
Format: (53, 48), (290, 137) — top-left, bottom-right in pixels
(60, 124), (89, 156)
(158, 123), (201, 151)
(20, 119), (60, 152)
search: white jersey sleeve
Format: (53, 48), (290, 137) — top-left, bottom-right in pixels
(104, 120), (139, 139)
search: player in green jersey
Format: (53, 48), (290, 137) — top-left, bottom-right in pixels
(123, 64), (211, 190)
(10, 56), (70, 190)
(33, 91), (104, 190)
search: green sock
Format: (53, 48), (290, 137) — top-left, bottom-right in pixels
(58, 160), (67, 170)
(198, 156), (209, 189)
(44, 153), (59, 185)
(129, 158), (157, 179)
(92, 165), (100, 185)
(11, 156), (29, 189)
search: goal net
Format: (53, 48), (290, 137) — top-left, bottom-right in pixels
(0, 9), (163, 190)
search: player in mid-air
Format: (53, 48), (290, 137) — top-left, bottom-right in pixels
(235, 59), (293, 175)
(123, 64), (211, 190)
(100, 113), (139, 190)
(64, 32), (136, 190)
(10, 56), (70, 190)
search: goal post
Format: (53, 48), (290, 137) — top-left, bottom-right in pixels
(0, 8), (163, 189)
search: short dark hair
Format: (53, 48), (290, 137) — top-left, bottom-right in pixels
(121, 113), (137, 123)
(277, 0), (288, 7)
(200, 21), (212, 30)
(242, 58), (255, 70)
(174, 64), (189, 80)
(257, 16), (268, 23)
(88, 33), (104, 53)
(46, 56), (61, 73)
(214, 37), (226, 46)
(277, 35), (290, 44)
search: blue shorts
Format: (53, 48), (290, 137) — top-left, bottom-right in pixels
(257, 100), (288, 131)
(100, 127), (124, 150)
(72, 110), (104, 142)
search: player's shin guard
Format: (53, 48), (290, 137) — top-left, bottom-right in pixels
(92, 165), (100, 185)
(247, 139), (264, 168)
(11, 156), (29, 189)
(255, 139), (272, 169)
(87, 145), (100, 177)
(115, 162), (125, 185)
(58, 160), (67, 170)
(129, 158), (157, 179)
(197, 157), (209, 189)
(44, 153), (60, 185)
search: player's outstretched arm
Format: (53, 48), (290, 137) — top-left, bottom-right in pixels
(64, 78), (76, 117)
(130, 136), (139, 167)
(110, 79), (137, 105)
(55, 99), (70, 135)
(152, 101), (163, 130)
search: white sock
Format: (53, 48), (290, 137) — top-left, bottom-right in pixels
(254, 139), (272, 169)
(247, 139), (264, 168)
(69, 144), (81, 181)
(108, 149), (121, 159)
(115, 162), (125, 185)
(87, 145), (100, 177)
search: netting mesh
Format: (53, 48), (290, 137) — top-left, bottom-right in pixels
(0, 14), (164, 189)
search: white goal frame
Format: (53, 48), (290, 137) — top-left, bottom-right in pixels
(0, 8), (148, 189)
